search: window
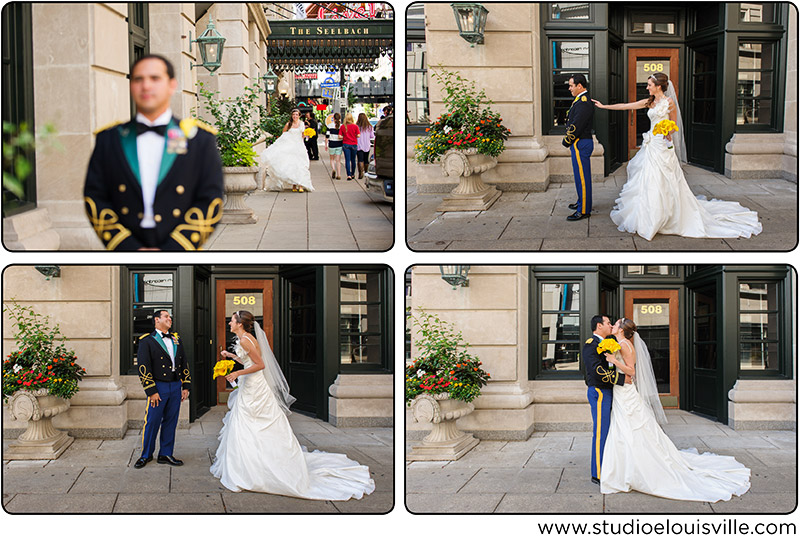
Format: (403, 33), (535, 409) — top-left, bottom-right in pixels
(340, 272), (385, 369)
(550, 3), (590, 20)
(738, 282), (779, 372)
(630, 11), (678, 35)
(540, 282), (582, 373)
(736, 41), (776, 128)
(740, 3), (776, 23)
(625, 265), (677, 277)
(692, 284), (717, 370)
(128, 271), (175, 374)
(551, 40), (590, 128)
(692, 47), (717, 125)
(406, 4), (428, 128)
(128, 3), (149, 117)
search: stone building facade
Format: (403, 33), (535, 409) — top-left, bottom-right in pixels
(407, 2), (797, 191)
(3, 265), (393, 438)
(407, 265), (796, 441)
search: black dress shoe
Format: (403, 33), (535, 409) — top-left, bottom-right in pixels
(157, 455), (184, 466)
(567, 211), (591, 221)
(591, 477), (600, 485)
(568, 202), (579, 210)
(134, 456), (152, 469)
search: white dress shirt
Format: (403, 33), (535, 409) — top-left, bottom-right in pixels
(136, 109), (172, 229)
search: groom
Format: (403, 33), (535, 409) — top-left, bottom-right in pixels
(584, 315), (628, 484)
(562, 74), (595, 221)
(134, 310), (191, 469)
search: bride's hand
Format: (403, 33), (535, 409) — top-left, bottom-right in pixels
(225, 371), (239, 383)
(591, 99), (606, 109)
(604, 352), (618, 364)
(221, 350), (237, 361)
(665, 132), (673, 142)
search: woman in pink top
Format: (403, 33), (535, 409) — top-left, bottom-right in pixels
(355, 113), (374, 179)
(340, 113), (360, 180)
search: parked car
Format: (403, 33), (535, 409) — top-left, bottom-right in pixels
(364, 115), (393, 203)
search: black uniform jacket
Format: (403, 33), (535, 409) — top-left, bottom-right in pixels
(137, 331), (191, 397)
(84, 117), (224, 251)
(562, 92), (595, 147)
(583, 335), (626, 389)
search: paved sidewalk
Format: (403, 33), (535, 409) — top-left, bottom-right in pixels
(207, 153), (394, 251)
(407, 164), (797, 251)
(3, 407), (393, 514)
(406, 411), (796, 514)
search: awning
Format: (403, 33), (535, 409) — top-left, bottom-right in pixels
(266, 19), (393, 71)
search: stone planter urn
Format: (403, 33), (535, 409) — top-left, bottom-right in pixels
(5, 388), (74, 459)
(437, 147), (502, 212)
(406, 392), (479, 461)
(221, 166), (259, 224)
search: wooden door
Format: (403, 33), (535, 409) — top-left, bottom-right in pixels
(627, 48), (679, 158)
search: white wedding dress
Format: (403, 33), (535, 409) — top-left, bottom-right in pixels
(601, 349), (751, 502)
(260, 124), (314, 191)
(610, 98), (762, 241)
(210, 341), (375, 500)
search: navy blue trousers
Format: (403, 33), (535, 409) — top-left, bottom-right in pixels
(587, 386), (612, 479)
(141, 380), (182, 458)
(571, 138), (594, 215)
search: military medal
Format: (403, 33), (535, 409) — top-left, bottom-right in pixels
(166, 128), (188, 155)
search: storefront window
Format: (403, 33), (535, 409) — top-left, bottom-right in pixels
(550, 3), (590, 20)
(736, 41), (776, 127)
(540, 282), (581, 372)
(693, 285), (717, 370)
(740, 3), (776, 23)
(630, 11), (677, 35)
(131, 272), (174, 370)
(407, 4), (429, 127)
(738, 282), (779, 371)
(551, 40), (590, 127)
(340, 272), (383, 366)
(625, 265), (676, 276)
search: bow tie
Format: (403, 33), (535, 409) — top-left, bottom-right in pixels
(136, 122), (167, 136)
(160, 332), (173, 340)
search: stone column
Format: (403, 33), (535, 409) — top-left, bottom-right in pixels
(30, 3), (129, 249)
(727, 380), (796, 430)
(782, 7), (797, 182)
(149, 3), (198, 120)
(328, 374), (393, 427)
(2, 266), (127, 438)
(406, 266), (535, 441)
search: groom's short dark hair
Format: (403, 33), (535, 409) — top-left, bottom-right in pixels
(591, 314), (610, 331)
(570, 73), (588, 89)
(153, 309), (167, 321)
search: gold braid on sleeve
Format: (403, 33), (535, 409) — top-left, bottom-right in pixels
(139, 364), (155, 392)
(84, 197), (132, 250)
(170, 197), (223, 250)
(564, 124), (577, 145)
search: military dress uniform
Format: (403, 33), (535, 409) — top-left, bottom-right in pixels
(84, 116), (224, 250)
(583, 334), (625, 481)
(137, 330), (191, 460)
(562, 91), (595, 217)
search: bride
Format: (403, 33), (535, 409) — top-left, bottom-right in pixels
(210, 310), (375, 500)
(593, 73), (762, 241)
(260, 108), (314, 192)
(600, 318), (750, 502)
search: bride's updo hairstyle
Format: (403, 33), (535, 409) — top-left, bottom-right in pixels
(646, 72), (669, 108)
(234, 310), (255, 335)
(618, 318), (638, 340)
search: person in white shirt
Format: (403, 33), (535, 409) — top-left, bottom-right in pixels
(83, 54), (224, 250)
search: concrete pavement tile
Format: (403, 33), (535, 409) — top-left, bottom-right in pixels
(459, 466), (562, 494)
(478, 199), (556, 217)
(725, 232), (796, 251)
(67, 439), (103, 451)
(471, 440), (507, 452)
(456, 450), (534, 468)
(69, 466), (170, 494)
(171, 466), (227, 493)
(407, 492), (504, 513)
(532, 435), (575, 452)
(303, 432), (385, 448)
(3, 460), (50, 469)
(221, 492), (338, 513)
(408, 240), (453, 250)
(526, 450), (587, 468)
(495, 492), (603, 513)
(331, 490), (393, 513)
(632, 235), (732, 250)
(556, 467), (602, 494)
(2, 466), (83, 494)
(405, 466), (479, 493)
(356, 445), (394, 467)
(498, 216), (553, 239)
(663, 423), (728, 437)
(668, 436), (710, 450)
(604, 491), (714, 513)
(114, 493), (225, 513)
(709, 492), (797, 514)
(409, 216), (511, 242)
(698, 435), (777, 450)
(761, 433), (797, 450)
(406, 460), (451, 468)
(748, 466), (797, 494)
(499, 437), (546, 454)
(543, 237), (637, 250)
(447, 239), (544, 250)
(4, 493), (117, 513)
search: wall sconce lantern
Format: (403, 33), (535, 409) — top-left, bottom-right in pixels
(440, 265), (470, 289)
(451, 3), (489, 46)
(263, 69), (279, 94)
(190, 16), (226, 74)
(34, 265), (61, 280)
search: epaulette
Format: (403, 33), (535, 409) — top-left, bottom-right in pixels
(94, 120), (124, 135)
(139, 333), (151, 340)
(180, 117), (218, 137)
(581, 96), (587, 102)
(585, 338), (594, 344)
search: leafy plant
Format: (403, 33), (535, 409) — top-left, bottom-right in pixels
(2, 122), (60, 211)
(222, 139), (258, 167)
(414, 67), (511, 163)
(405, 310), (490, 404)
(2, 300), (86, 400)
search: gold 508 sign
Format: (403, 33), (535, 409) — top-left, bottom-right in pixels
(643, 63), (665, 72)
(233, 295), (257, 306)
(639, 304), (666, 315)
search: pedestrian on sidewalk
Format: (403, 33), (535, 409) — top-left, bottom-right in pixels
(340, 113), (361, 180)
(325, 113), (343, 179)
(356, 113), (374, 180)
(304, 111), (319, 161)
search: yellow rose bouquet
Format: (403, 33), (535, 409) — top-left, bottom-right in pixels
(652, 119), (678, 136)
(596, 338), (621, 356)
(303, 127), (316, 138)
(212, 358), (235, 380)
